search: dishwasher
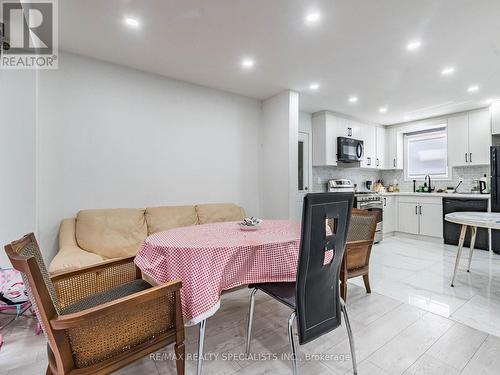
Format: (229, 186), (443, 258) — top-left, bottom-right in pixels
(442, 197), (489, 250)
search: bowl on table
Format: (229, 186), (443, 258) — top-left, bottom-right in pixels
(239, 217), (263, 231)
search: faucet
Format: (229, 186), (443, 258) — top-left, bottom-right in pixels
(424, 175), (432, 193)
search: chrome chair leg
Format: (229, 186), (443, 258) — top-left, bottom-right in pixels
(196, 319), (207, 375)
(245, 288), (258, 357)
(340, 300), (357, 375)
(288, 311), (298, 375)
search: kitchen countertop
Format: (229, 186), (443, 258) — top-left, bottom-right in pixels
(379, 192), (490, 199)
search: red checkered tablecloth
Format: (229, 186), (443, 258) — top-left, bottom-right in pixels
(134, 220), (301, 325)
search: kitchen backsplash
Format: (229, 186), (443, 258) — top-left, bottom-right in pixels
(312, 166), (382, 192)
(381, 165), (490, 192)
(312, 165), (489, 193)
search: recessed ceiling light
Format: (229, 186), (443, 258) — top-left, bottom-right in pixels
(309, 82), (320, 90)
(467, 85), (479, 93)
(305, 12), (321, 23)
(348, 96), (358, 103)
(441, 67), (455, 75)
(379, 107), (388, 113)
(124, 17), (140, 28)
(406, 40), (421, 51)
(241, 58), (255, 69)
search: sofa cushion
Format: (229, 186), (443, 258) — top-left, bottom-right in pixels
(145, 205), (198, 234)
(76, 208), (147, 259)
(196, 203), (245, 224)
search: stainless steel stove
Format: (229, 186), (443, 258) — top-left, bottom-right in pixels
(328, 179), (383, 243)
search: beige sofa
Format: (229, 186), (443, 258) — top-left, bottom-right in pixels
(49, 203), (246, 274)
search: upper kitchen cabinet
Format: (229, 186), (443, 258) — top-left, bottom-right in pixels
(361, 123), (377, 168)
(312, 111), (339, 166)
(492, 101), (500, 135)
(447, 113), (469, 166)
(376, 126), (387, 169)
(387, 127), (403, 169)
(468, 109), (491, 165)
(312, 111), (375, 166)
(448, 108), (491, 167)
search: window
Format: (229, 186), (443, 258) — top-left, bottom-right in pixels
(405, 128), (448, 180)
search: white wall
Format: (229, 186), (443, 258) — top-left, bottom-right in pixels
(260, 90), (299, 219)
(299, 111), (312, 133)
(0, 69), (37, 266)
(37, 52), (262, 261)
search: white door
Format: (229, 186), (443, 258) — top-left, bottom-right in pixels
(295, 132), (310, 220)
(382, 196), (396, 233)
(419, 203), (443, 238)
(398, 201), (419, 235)
(361, 124), (377, 168)
(376, 126), (387, 169)
(468, 109), (491, 166)
(447, 113), (469, 166)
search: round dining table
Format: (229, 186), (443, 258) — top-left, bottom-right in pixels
(445, 212), (500, 287)
(134, 219), (301, 375)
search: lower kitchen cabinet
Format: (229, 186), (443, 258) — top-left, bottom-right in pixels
(419, 202), (443, 238)
(397, 197), (443, 238)
(382, 195), (397, 234)
(398, 201), (420, 235)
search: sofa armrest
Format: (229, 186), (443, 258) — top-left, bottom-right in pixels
(59, 218), (79, 248)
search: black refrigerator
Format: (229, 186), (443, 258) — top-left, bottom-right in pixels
(491, 146), (500, 253)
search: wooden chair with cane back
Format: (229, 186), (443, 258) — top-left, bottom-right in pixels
(340, 208), (378, 301)
(4, 233), (185, 375)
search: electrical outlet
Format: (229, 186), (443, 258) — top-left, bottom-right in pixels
(458, 176), (463, 183)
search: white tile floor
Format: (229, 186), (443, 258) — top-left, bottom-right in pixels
(351, 235), (500, 337)
(2, 235), (500, 374)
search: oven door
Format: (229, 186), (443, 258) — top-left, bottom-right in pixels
(337, 137), (364, 162)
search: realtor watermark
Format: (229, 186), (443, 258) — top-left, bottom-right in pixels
(150, 351), (351, 362)
(1, 0), (58, 69)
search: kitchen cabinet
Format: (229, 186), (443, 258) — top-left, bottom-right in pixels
(312, 111), (378, 167)
(397, 196), (443, 238)
(387, 127), (403, 169)
(382, 195), (396, 233)
(468, 109), (491, 165)
(419, 202), (443, 238)
(312, 112), (338, 166)
(361, 124), (377, 168)
(447, 113), (469, 166)
(448, 109), (491, 167)
(492, 101), (500, 135)
(376, 126), (387, 169)
(348, 119), (363, 139)
(398, 201), (420, 234)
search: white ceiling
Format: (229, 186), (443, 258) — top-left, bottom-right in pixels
(59, 0), (500, 125)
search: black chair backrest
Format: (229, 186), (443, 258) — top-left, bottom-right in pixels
(296, 192), (353, 345)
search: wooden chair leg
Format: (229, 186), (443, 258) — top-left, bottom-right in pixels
(175, 342), (185, 375)
(363, 274), (371, 294)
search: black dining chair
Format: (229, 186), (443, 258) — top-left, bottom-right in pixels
(245, 192), (357, 375)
